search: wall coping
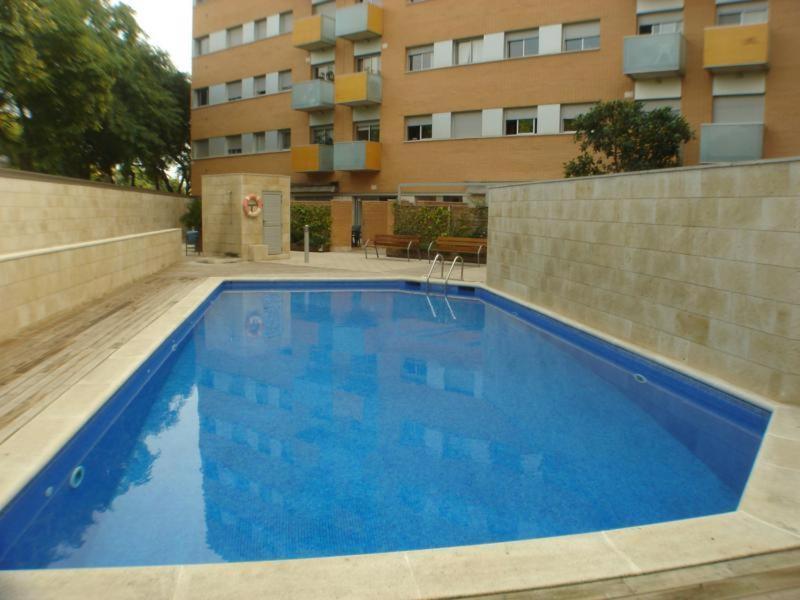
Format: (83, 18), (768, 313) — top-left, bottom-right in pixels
(0, 167), (187, 199)
(0, 229), (182, 264)
(487, 156), (800, 190)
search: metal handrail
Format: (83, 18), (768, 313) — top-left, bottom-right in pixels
(443, 255), (464, 295)
(426, 253), (444, 293)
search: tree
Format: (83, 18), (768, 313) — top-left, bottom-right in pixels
(0, 0), (189, 191)
(564, 100), (693, 178)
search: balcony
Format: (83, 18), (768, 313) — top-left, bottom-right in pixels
(291, 79), (335, 112)
(334, 141), (381, 172)
(292, 144), (334, 172)
(623, 33), (685, 78)
(700, 123), (764, 163)
(292, 14), (336, 51)
(334, 72), (382, 106)
(703, 23), (769, 72)
(335, 3), (383, 40)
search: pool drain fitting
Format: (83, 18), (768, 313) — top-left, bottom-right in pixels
(633, 373), (648, 384)
(69, 466), (85, 489)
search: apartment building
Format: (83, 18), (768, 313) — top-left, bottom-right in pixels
(191, 0), (800, 201)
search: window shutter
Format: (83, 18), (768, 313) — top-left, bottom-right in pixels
(713, 95), (765, 123)
(452, 111), (483, 138)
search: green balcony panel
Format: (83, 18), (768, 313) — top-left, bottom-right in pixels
(700, 123), (764, 163)
(335, 3), (383, 41)
(334, 141), (381, 172)
(623, 33), (685, 78)
(291, 79), (335, 112)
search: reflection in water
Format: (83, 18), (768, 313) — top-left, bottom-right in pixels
(0, 290), (765, 569)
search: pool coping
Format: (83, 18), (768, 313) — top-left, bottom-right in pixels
(1, 275), (798, 600)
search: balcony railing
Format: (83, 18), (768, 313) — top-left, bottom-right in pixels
(334, 72), (382, 106)
(623, 33), (685, 78)
(292, 14), (336, 51)
(291, 79), (335, 112)
(292, 144), (334, 172)
(334, 141), (381, 172)
(335, 3), (383, 40)
(703, 23), (769, 72)
(700, 123), (764, 163)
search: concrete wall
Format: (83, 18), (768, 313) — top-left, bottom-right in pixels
(201, 173), (291, 257)
(0, 169), (186, 254)
(487, 159), (800, 405)
(0, 229), (182, 341)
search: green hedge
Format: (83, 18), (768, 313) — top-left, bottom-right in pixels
(393, 203), (488, 247)
(291, 203), (331, 251)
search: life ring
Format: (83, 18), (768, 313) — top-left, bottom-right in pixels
(242, 194), (263, 218)
(245, 314), (264, 337)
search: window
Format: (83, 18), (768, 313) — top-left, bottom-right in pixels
(312, 1), (336, 17)
(226, 25), (243, 48)
(279, 11), (293, 33)
(193, 139), (209, 158)
(312, 62), (335, 81)
(226, 80), (242, 101)
(505, 107), (537, 135)
(356, 54), (381, 74)
(638, 11), (683, 34)
(254, 75), (267, 95)
(278, 129), (292, 150)
(455, 37), (483, 65)
(226, 135), (243, 155)
(713, 95), (765, 123)
(194, 87), (209, 107)
(255, 18), (267, 40)
(254, 132), (267, 152)
(561, 103), (595, 132)
(506, 29), (539, 58)
(640, 99), (681, 113)
(310, 125), (334, 145)
(194, 36), (210, 56)
(278, 70), (292, 91)
(355, 121), (380, 142)
(451, 111), (482, 139)
(408, 45), (433, 71)
(563, 21), (600, 51)
(406, 115), (433, 140)
(717, 1), (768, 25)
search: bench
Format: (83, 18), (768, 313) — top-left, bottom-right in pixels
(363, 234), (421, 261)
(428, 236), (487, 265)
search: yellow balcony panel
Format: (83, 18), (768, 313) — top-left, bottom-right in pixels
(703, 23), (769, 72)
(292, 15), (336, 51)
(334, 141), (381, 172)
(334, 72), (382, 107)
(292, 144), (334, 172)
(336, 3), (383, 41)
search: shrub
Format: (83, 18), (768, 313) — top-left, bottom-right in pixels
(291, 203), (331, 251)
(394, 203), (488, 246)
(564, 100), (693, 177)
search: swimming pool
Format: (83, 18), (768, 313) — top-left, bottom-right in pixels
(0, 281), (770, 569)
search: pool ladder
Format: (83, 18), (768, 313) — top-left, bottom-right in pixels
(425, 254), (464, 295)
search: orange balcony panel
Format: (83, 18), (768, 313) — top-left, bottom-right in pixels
(334, 72), (382, 106)
(292, 15), (336, 51)
(291, 144), (333, 172)
(703, 23), (769, 72)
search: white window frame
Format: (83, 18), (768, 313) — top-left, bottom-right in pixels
(504, 107), (538, 135)
(226, 135), (243, 155)
(406, 115), (433, 141)
(563, 21), (601, 52)
(408, 46), (433, 72)
(505, 29), (539, 59)
(454, 37), (483, 65)
(355, 120), (380, 142)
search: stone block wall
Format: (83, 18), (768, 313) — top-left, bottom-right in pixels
(202, 174), (291, 257)
(0, 169), (186, 254)
(0, 229), (182, 341)
(487, 159), (799, 405)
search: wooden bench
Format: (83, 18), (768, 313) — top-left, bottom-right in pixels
(363, 234), (421, 261)
(428, 236), (487, 265)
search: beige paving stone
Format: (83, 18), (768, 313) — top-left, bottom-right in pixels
(604, 513), (800, 573)
(741, 463), (800, 536)
(175, 552), (420, 600)
(0, 566), (178, 600)
(760, 435), (800, 471)
(405, 534), (636, 598)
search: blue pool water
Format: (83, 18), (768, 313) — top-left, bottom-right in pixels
(0, 282), (769, 569)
